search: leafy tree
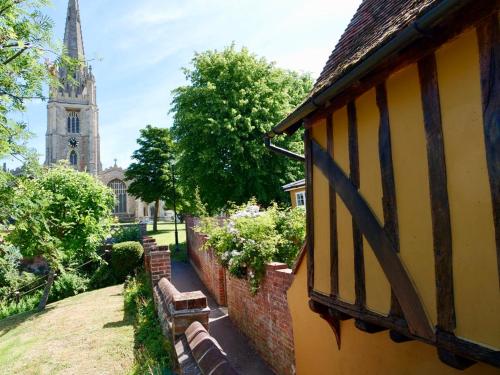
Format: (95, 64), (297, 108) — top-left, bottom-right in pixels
(0, 0), (78, 161)
(7, 164), (115, 310)
(171, 45), (312, 213)
(125, 125), (175, 232)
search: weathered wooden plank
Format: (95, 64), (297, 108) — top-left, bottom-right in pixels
(304, 127), (315, 295)
(376, 82), (404, 323)
(477, 15), (500, 284)
(311, 140), (434, 340)
(327, 116), (339, 296)
(347, 101), (366, 308)
(418, 54), (456, 332)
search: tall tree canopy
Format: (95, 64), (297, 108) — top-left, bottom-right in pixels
(125, 125), (175, 231)
(0, 0), (77, 160)
(8, 164), (115, 309)
(171, 45), (312, 213)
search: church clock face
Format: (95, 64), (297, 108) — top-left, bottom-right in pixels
(68, 137), (79, 148)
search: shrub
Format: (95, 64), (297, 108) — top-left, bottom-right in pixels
(111, 225), (141, 243)
(0, 290), (43, 320)
(273, 206), (306, 266)
(199, 200), (305, 292)
(48, 272), (89, 302)
(0, 244), (22, 297)
(111, 242), (144, 282)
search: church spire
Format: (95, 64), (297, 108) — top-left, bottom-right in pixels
(63, 0), (85, 62)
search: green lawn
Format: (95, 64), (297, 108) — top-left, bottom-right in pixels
(0, 285), (135, 375)
(147, 222), (188, 262)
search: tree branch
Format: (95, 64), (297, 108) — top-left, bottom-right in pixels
(0, 88), (46, 102)
(2, 46), (28, 65)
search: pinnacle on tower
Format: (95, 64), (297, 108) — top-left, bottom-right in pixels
(63, 0), (86, 62)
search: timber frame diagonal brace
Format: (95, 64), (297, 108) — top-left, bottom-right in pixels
(310, 139), (434, 341)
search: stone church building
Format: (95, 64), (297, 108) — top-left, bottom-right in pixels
(45, 0), (167, 222)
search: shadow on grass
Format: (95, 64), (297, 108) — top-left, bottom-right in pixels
(0, 306), (55, 338)
(103, 319), (133, 329)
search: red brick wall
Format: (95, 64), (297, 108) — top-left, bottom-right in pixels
(186, 216), (227, 306)
(186, 216), (296, 375)
(142, 235), (171, 285)
(227, 263), (295, 375)
(150, 245), (171, 285)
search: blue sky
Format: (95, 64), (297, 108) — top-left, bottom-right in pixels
(15, 0), (361, 169)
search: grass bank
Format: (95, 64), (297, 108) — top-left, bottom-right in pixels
(0, 285), (135, 375)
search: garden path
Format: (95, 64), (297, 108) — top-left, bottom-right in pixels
(172, 261), (275, 375)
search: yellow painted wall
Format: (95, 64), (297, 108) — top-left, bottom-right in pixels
(386, 63), (437, 326)
(435, 29), (500, 347)
(300, 24), (499, 373)
(312, 119), (331, 295)
(332, 106), (355, 303)
(287, 258), (499, 375)
(288, 187), (306, 208)
(355, 88), (391, 315)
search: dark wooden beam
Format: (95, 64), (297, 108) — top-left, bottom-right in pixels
(438, 348), (476, 370)
(418, 54), (456, 333)
(327, 115), (339, 296)
(311, 291), (500, 368)
(390, 330), (413, 343)
(304, 127), (315, 295)
(311, 140), (434, 341)
(477, 14), (500, 285)
(348, 101), (366, 308)
(436, 329), (500, 368)
(355, 319), (387, 334)
(312, 290), (426, 343)
(376, 82), (405, 322)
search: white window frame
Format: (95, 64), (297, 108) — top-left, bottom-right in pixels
(295, 191), (306, 207)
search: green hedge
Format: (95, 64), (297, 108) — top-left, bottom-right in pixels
(89, 241), (144, 289)
(111, 241), (144, 281)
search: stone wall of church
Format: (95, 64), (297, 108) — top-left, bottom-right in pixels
(100, 166), (137, 220)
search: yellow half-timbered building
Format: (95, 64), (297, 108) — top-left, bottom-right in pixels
(266, 0), (499, 373)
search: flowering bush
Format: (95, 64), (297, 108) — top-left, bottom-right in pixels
(197, 200), (305, 292)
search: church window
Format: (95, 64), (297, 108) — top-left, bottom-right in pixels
(108, 179), (127, 214)
(67, 111), (80, 134)
(69, 150), (78, 166)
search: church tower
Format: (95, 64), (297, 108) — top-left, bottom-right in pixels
(45, 0), (101, 175)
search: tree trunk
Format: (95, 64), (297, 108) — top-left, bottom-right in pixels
(37, 269), (55, 311)
(153, 199), (160, 232)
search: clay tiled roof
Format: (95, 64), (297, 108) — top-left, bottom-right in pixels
(311, 0), (440, 98)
